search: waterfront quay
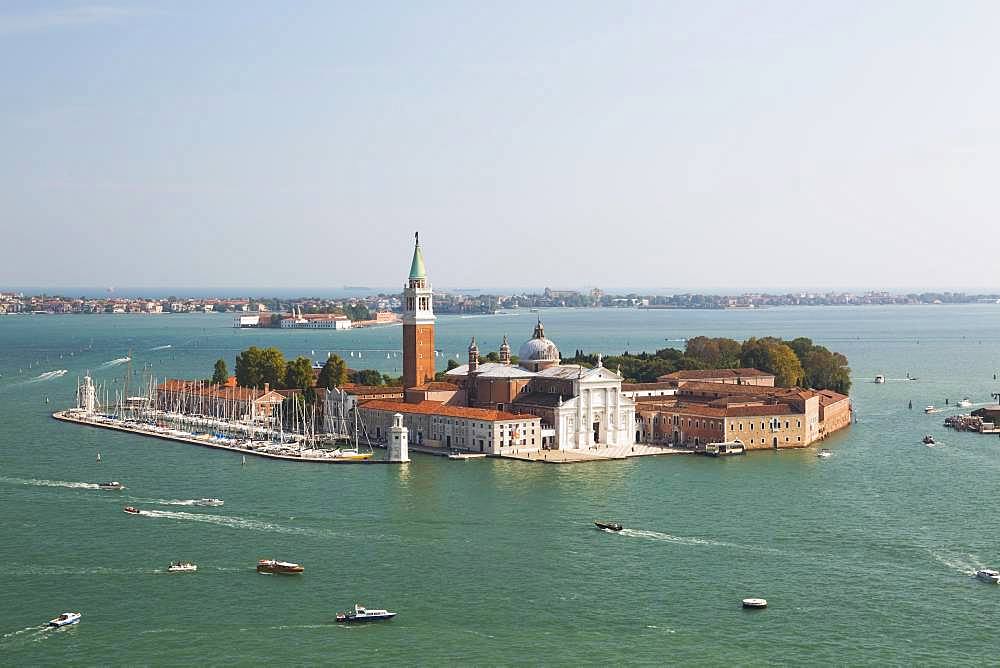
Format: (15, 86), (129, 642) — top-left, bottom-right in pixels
(51, 410), (388, 464)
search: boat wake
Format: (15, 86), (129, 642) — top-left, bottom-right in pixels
(0, 625), (53, 647)
(136, 509), (316, 536)
(24, 370), (68, 383)
(149, 345), (172, 351)
(617, 528), (783, 553)
(98, 357), (131, 369)
(930, 551), (985, 576)
(134, 498), (225, 507)
(1, 476), (100, 490)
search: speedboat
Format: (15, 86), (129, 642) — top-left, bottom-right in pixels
(98, 481), (125, 490)
(594, 521), (623, 532)
(123, 506), (140, 515)
(336, 604), (397, 623)
(817, 449), (832, 458)
(957, 398), (973, 408)
(924, 406), (937, 414)
(742, 598), (767, 609)
(447, 450), (467, 460)
(49, 612), (81, 627)
(975, 569), (1000, 583)
(167, 561), (197, 573)
(256, 559), (304, 574)
(873, 375), (885, 384)
(922, 435), (935, 445)
(193, 498), (223, 506)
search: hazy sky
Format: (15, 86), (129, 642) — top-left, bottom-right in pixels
(3, 1), (999, 291)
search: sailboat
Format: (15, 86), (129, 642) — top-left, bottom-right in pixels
(324, 391), (375, 460)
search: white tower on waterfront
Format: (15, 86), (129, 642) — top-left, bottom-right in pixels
(78, 375), (96, 414)
(388, 413), (410, 463)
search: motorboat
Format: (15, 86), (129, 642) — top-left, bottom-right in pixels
(594, 521), (623, 532)
(49, 612), (81, 627)
(193, 498), (224, 506)
(742, 598), (767, 609)
(167, 561), (197, 573)
(957, 398), (974, 408)
(256, 559), (304, 574)
(447, 450), (467, 460)
(98, 481), (125, 490)
(874, 375), (885, 384)
(331, 448), (374, 461)
(975, 569), (1000, 584)
(704, 441), (745, 457)
(123, 506), (140, 515)
(336, 604), (397, 623)
(924, 406), (937, 414)
(817, 449), (832, 458)
(922, 435), (935, 445)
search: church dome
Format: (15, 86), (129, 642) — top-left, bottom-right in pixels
(518, 321), (559, 362)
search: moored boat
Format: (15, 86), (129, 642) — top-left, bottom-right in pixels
(167, 561), (197, 573)
(594, 521), (623, 532)
(704, 440), (745, 457)
(975, 568), (1000, 583)
(336, 604), (396, 623)
(123, 506), (140, 515)
(98, 481), (125, 490)
(742, 598), (767, 609)
(49, 612), (81, 627)
(257, 559), (304, 574)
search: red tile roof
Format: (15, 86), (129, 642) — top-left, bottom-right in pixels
(658, 368), (775, 381)
(360, 400), (534, 422)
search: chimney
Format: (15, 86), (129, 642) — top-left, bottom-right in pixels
(264, 383), (270, 392)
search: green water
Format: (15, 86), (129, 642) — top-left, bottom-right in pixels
(2, 307), (999, 665)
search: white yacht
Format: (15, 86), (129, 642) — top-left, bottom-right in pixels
(975, 569), (1000, 584)
(924, 406), (937, 414)
(167, 561), (197, 573)
(336, 603), (397, 623)
(957, 398), (973, 408)
(97, 481), (125, 490)
(49, 612), (81, 627)
(742, 598), (767, 609)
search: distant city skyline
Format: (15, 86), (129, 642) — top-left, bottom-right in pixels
(3, 2), (999, 289)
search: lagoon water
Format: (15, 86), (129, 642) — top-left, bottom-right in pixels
(2, 306), (999, 664)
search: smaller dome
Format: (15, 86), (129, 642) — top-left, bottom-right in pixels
(518, 321), (559, 362)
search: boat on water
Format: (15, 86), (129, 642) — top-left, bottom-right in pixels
(957, 398), (974, 408)
(256, 559), (304, 574)
(742, 598), (767, 609)
(335, 603), (397, 623)
(924, 406), (937, 414)
(975, 569), (1000, 583)
(594, 521), (623, 532)
(447, 450), (467, 460)
(167, 561), (197, 573)
(192, 498), (223, 506)
(704, 440), (745, 457)
(922, 435), (935, 445)
(49, 612), (81, 627)
(817, 448), (832, 458)
(874, 374), (886, 384)
(330, 448), (373, 461)
(123, 506), (140, 515)
(98, 481), (125, 490)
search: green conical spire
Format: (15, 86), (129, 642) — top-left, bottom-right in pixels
(409, 231), (426, 279)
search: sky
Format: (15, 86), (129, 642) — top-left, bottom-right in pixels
(2, 1), (999, 292)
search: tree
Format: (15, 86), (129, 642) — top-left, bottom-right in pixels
(349, 368), (382, 386)
(740, 338), (803, 387)
(284, 356), (316, 392)
(211, 359), (229, 385)
(234, 346), (287, 388)
(318, 355), (349, 388)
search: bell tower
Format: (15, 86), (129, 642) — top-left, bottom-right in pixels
(403, 232), (436, 392)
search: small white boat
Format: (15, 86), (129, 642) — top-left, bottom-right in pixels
(97, 481), (125, 490)
(957, 398), (973, 408)
(742, 598), (767, 609)
(193, 498), (223, 506)
(874, 374), (885, 384)
(817, 449), (832, 458)
(49, 612), (81, 627)
(167, 561), (197, 573)
(975, 569), (1000, 584)
(336, 603), (397, 623)
(922, 435), (935, 445)
(924, 406), (937, 414)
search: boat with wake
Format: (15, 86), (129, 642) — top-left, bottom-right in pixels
(817, 448), (832, 458)
(167, 561), (197, 573)
(336, 604), (396, 623)
(957, 398), (974, 408)
(594, 521), (623, 532)
(192, 498), (223, 506)
(49, 612), (81, 627)
(922, 435), (935, 445)
(98, 481), (125, 490)
(975, 568), (1000, 584)
(257, 559), (304, 574)
(123, 506), (140, 515)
